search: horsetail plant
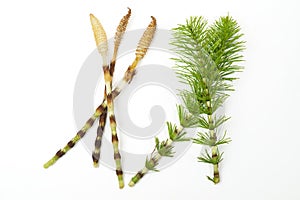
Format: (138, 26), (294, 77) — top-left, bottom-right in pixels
(90, 13), (126, 188)
(90, 14), (156, 188)
(171, 16), (245, 184)
(42, 74), (134, 169)
(92, 8), (131, 168)
(128, 105), (194, 187)
(43, 12), (157, 182)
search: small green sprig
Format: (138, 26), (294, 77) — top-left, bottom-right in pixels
(155, 137), (174, 157)
(167, 121), (189, 142)
(171, 15), (245, 184)
(177, 105), (199, 128)
(128, 107), (192, 187)
(145, 154), (159, 172)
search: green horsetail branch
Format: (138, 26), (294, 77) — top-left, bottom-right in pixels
(171, 16), (245, 184)
(43, 13), (157, 175)
(92, 8), (131, 169)
(129, 105), (195, 187)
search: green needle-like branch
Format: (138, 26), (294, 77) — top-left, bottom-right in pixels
(128, 129), (180, 187)
(128, 105), (194, 187)
(171, 15), (245, 184)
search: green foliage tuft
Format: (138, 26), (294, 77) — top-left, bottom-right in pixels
(197, 149), (224, 165)
(171, 15), (245, 183)
(193, 131), (231, 147)
(145, 156), (159, 172)
(167, 121), (190, 142)
(155, 137), (174, 157)
(177, 105), (199, 128)
(171, 15), (245, 116)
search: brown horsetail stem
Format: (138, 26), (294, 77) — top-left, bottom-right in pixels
(44, 12), (157, 189)
(90, 13), (125, 188)
(92, 8), (131, 168)
(43, 58), (142, 170)
(90, 14), (156, 189)
(92, 97), (107, 168)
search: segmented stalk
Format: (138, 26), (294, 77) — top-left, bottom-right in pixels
(92, 94), (107, 167)
(90, 12), (110, 168)
(207, 104), (220, 183)
(129, 167), (149, 186)
(91, 15), (156, 189)
(129, 125), (183, 187)
(128, 148), (163, 187)
(92, 8), (131, 168)
(90, 13), (126, 188)
(99, 15), (156, 189)
(43, 105), (106, 169)
(44, 15), (157, 180)
(44, 13), (139, 170)
(43, 54), (143, 169)
(129, 150), (162, 187)
(201, 80), (220, 184)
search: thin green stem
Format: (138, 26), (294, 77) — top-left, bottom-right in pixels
(129, 125), (184, 187)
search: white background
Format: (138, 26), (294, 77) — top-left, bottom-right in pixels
(0, 0), (300, 199)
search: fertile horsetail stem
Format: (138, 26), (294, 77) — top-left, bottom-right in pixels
(90, 13), (125, 189)
(90, 13), (108, 64)
(128, 16), (157, 71)
(43, 58), (141, 170)
(92, 7), (131, 168)
(90, 15), (157, 189)
(135, 16), (156, 60)
(44, 14), (158, 188)
(113, 16), (157, 95)
(111, 7), (131, 74)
